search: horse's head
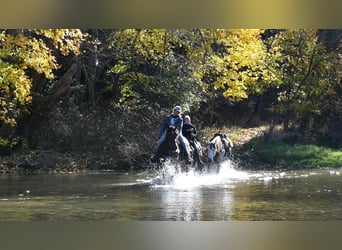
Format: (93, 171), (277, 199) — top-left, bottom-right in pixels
(165, 126), (179, 155)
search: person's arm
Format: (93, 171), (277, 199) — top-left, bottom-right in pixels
(192, 125), (197, 137)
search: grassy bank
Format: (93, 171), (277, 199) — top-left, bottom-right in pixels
(250, 139), (342, 169)
(201, 125), (342, 169)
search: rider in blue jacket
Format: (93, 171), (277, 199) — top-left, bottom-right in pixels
(151, 106), (192, 164)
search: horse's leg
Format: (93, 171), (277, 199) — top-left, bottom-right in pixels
(207, 145), (215, 163)
(215, 150), (225, 173)
(207, 159), (214, 173)
(227, 147), (232, 157)
(178, 136), (192, 164)
(183, 163), (189, 173)
(218, 149), (225, 162)
(192, 142), (203, 172)
(151, 135), (167, 163)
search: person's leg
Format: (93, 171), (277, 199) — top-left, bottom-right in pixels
(193, 140), (204, 168)
(178, 136), (192, 163)
(190, 141), (198, 160)
(217, 149), (225, 162)
(156, 135), (166, 149)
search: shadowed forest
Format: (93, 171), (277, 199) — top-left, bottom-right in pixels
(0, 29), (341, 172)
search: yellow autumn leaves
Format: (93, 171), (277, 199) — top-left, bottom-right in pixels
(0, 29), (83, 130)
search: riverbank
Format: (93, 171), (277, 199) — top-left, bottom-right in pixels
(0, 150), (137, 174)
(0, 147), (268, 174)
(0, 125), (265, 173)
(1, 125), (341, 174)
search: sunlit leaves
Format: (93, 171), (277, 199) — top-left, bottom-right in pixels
(106, 29), (310, 114)
(108, 29), (209, 111)
(206, 29), (273, 101)
(0, 29), (83, 145)
(269, 31), (324, 108)
(111, 61), (128, 74)
(35, 29), (83, 56)
(265, 29), (342, 129)
(107, 29), (277, 112)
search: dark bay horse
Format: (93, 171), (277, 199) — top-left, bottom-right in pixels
(151, 126), (194, 172)
(158, 126), (180, 160)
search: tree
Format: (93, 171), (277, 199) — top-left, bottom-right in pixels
(204, 29), (277, 101)
(0, 29), (83, 146)
(266, 29), (339, 131)
(106, 29), (209, 113)
(74, 29), (277, 117)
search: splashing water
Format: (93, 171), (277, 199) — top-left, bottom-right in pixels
(147, 159), (334, 191)
(151, 159), (252, 189)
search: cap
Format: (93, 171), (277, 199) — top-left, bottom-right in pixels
(184, 115), (191, 121)
(173, 106), (182, 113)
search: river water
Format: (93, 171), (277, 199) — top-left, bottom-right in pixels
(1, 160), (342, 221)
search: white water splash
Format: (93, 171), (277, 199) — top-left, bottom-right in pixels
(147, 159), (331, 190)
(152, 159), (252, 189)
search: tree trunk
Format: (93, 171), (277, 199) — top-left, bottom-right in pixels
(283, 102), (291, 131)
(50, 63), (78, 102)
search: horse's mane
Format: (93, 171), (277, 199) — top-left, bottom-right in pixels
(209, 135), (223, 151)
(210, 135), (221, 144)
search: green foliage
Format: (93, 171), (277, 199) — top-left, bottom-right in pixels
(0, 29), (84, 146)
(104, 29), (285, 114)
(205, 29), (277, 101)
(97, 28), (342, 123)
(266, 29), (341, 130)
(106, 29), (209, 112)
(0, 136), (18, 147)
(252, 139), (342, 168)
(1, 28), (342, 155)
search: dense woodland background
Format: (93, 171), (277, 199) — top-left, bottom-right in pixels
(0, 29), (341, 169)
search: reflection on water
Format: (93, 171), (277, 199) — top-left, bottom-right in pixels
(160, 187), (203, 221)
(0, 160), (342, 221)
(152, 161), (239, 221)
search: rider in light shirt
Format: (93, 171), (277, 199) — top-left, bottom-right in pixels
(182, 115), (203, 166)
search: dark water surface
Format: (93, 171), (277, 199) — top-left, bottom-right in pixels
(1, 160), (342, 221)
